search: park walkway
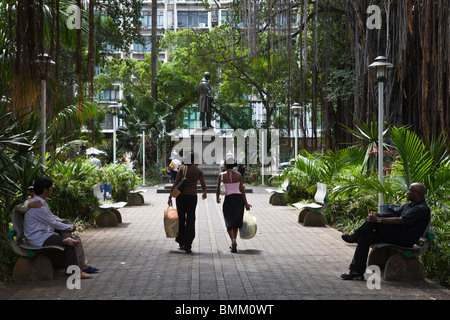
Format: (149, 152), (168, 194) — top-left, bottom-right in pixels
(0, 185), (448, 301)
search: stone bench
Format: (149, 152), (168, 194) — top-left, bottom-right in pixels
(7, 207), (66, 281)
(368, 221), (434, 281)
(292, 182), (328, 227)
(265, 179), (289, 206)
(93, 183), (127, 227)
(127, 189), (147, 206)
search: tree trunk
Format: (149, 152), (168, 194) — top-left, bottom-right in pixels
(151, 0), (158, 101)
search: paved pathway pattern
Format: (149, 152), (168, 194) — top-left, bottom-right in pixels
(0, 185), (448, 301)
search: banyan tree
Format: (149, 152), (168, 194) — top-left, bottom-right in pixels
(348, 0), (449, 141)
(223, 0), (449, 149)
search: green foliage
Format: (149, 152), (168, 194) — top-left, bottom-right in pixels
(422, 205), (450, 287)
(95, 0), (144, 54)
(49, 159), (100, 221)
(101, 162), (141, 202)
(390, 126), (434, 191)
(48, 159), (141, 220)
(282, 125), (449, 287)
(245, 165), (262, 186)
(145, 162), (163, 186)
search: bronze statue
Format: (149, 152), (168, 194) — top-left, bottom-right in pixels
(198, 72), (214, 129)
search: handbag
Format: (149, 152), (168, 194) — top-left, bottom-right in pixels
(164, 205), (179, 238)
(170, 166), (187, 198)
(220, 172), (226, 195)
(239, 210), (257, 239)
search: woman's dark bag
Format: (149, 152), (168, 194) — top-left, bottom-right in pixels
(170, 166), (187, 198)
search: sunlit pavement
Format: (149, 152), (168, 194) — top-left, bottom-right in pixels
(0, 185), (448, 301)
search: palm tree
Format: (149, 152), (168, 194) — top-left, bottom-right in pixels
(390, 126), (434, 192)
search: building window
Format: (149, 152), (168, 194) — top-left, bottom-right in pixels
(141, 10), (164, 28)
(133, 36), (151, 52)
(167, 10), (174, 28)
(157, 10), (164, 27)
(97, 89), (120, 102)
(141, 11), (151, 27)
(177, 11), (208, 28)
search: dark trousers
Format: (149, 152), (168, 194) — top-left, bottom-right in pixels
(349, 222), (412, 274)
(43, 234), (78, 268)
(175, 195), (198, 250)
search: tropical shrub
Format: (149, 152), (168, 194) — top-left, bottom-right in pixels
(49, 159), (100, 222)
(281, 126), (449, 287)
(245, 164), (262, 185)
(101, 162), (141, 201)
(145, 162), (164, 186)
(48, 159), (141, 220)
(422, 205), (450, 287)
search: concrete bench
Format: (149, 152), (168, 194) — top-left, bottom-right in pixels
(93, 183), (127, 227)
(265, 179), (289, 206)
(292, 182), (328, 227)
(368, 220), (434, 281)
(7, 207), (66, 280)
(127, 189), (147, 206)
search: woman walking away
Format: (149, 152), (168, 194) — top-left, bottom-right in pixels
(216, 158), (251, 253)
(168, 152), (207, 253)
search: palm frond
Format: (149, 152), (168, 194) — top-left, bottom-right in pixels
(391, 126), (434, 189)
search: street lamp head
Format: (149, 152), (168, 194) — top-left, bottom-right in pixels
(35, 53), (55, 65)
(290, 103), (303, 117)
(34, 53), (55, 79)
(369, 56), (394, 82)
(141, 121), (147, 130)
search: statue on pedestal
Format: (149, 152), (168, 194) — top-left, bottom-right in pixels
(198, 72), (214, 129)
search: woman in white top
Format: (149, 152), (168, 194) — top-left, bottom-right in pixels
(216, 158), (251, 253)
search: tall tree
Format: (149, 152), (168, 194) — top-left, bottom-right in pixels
(151, 0), (158, 100)
(347, 0), (449, 140)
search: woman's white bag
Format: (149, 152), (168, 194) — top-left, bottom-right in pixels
(239, 210), (257, 239)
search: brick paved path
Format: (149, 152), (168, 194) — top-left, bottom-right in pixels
(0, 185), (448, 301)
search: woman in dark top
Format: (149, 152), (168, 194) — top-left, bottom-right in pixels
(216, 158), (251, 253)
(168, 152), (207, 253)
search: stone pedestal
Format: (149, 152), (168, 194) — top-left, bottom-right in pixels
(13, 250), (65, 281)
(303, 211), (326, 227)
(384, 253), (424, 281)
(128, 191), (145, 205)
(269, 193), (287, 206)
(95, 211), (118, 227)
(368, 247), (425, 281)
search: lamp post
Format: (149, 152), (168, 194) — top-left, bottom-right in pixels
(290, 103), (302, 157)
(369, 56), (394, 209)
(35, 53), (55, 167)
(141, 121), (147, 186)
(109, 104), (120, 163)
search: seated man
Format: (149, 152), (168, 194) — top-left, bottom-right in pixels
(340, 182), (431, 280)
(17, 181), (44, 213)
(23, 177), (99, 279)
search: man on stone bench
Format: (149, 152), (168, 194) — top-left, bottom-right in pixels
(340, 182), (431, 280)
(23, 177), (99, 279)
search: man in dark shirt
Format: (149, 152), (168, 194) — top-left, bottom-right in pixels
(340, 182), (431, 280)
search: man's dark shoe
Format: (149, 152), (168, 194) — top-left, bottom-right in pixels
(341, 233), (358, 244)
(340, 271), (364, 281)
